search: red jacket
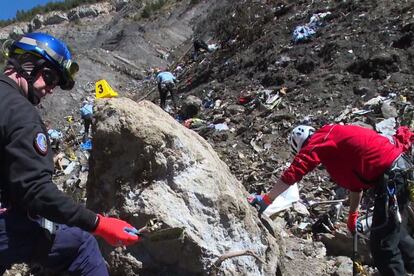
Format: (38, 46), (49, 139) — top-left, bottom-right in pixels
(281, 124), (414, 192)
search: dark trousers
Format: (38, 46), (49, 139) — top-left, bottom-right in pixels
(158, 82), (177, 110)
(370, 160), (414, 275)
(0, 211), (108, 276)
(193, 39), (209, 53)
(192, 39), (210, 61)
(83, 115), (92, 136)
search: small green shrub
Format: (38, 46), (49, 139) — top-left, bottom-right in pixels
(152, 0), (166, 10)
(141, 8), (151, 18)
(141, 0), (166, 19)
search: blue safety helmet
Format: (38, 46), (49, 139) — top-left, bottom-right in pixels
(9, 32), (79, 90)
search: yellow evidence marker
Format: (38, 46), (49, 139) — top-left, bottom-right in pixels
(95, 79), (118, 99)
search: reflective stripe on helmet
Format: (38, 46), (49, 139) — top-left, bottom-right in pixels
(9, 33), (79, 90)
(19, 36), (65, 67)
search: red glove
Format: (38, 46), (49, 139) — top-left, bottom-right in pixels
(93, 214), (141, 246)
(347, 211), (358, 234)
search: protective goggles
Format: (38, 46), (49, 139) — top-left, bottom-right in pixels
(41, 68), (60, 87)
(59, 59), (79, 90)
(13, 37), (79, 89)
(62, 59), (79, 78)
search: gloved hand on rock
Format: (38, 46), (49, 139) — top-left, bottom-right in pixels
(93, 214), (141, 246)
(247, 193), (272, 214)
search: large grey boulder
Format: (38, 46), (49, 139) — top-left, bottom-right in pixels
(87, 98), (279, 275)
(181, 95), (203, 119)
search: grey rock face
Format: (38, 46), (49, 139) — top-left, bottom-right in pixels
(67, 11), (81, 22)
(8, 26), (24, 40)
(114, 0), (130, 11)
(68, 7), (99, 21)
(44, 12), (68, 25)
(87, 98), (279, 275)
(30, 14), (44, 30)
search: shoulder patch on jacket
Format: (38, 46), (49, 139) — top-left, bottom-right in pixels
(34, 132), (48, 156)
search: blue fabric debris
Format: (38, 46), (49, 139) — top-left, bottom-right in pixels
(293, 25), (316, 43)
(47, 129), (63, 141)
(80, 139), (92, 151)
(80, 103), (93, 118)
(202, 98), (215, 109)
(292, 12), (331, 43)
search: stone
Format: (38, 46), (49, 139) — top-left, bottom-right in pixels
(226, 104), (246, 115)
(319, 231), (372, 265)
(113, 0), (130, 11)
(332, 256), (353, 276)
(353, 86), (370, 96)
(292, 202), (310, 216)
(68, 7), (99, 21)
(180, 95), (202, 119)
(8, 26), (24, 40)
(381, 101), (398, 119)
(31, 14), (44, 30)
(87, 98), (280, 275)
(44, 12), (68, 25)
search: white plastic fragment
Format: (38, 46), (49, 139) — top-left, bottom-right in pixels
(263, 184), (300, 216)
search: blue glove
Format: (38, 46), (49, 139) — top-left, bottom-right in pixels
(247, 193), (272, 214)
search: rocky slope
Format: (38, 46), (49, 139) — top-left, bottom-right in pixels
(178, 0), (414, 183)
(1, 0), (414, 275)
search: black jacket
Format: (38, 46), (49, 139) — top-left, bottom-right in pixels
(0, 75), (97, 231)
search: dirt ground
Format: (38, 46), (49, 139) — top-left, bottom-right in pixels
(163, 0), (414, 273)
(173, 0), (414, 194)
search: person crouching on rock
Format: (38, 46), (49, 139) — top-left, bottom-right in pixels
(155, 68), (178, 112)
(248, 124), (414, 275)
(80, 99), (93, 142)
(0, 32), (141, 276)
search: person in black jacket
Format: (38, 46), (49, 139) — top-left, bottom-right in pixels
(192, 39), (210, 60)
(0, 33), (140, 276)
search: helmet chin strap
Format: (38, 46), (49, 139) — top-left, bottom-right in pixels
(8, 58), (47, 105)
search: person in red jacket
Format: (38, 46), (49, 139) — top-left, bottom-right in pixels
(249, 124), (414, 275)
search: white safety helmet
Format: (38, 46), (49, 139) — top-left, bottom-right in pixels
(288, 125), (315, 154)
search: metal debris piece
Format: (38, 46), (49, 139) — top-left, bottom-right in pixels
(305, 199), (347, 208)
(137, 219), (184, 242)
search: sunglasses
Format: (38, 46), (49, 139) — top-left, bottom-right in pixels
(41, 68), (60, 87)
